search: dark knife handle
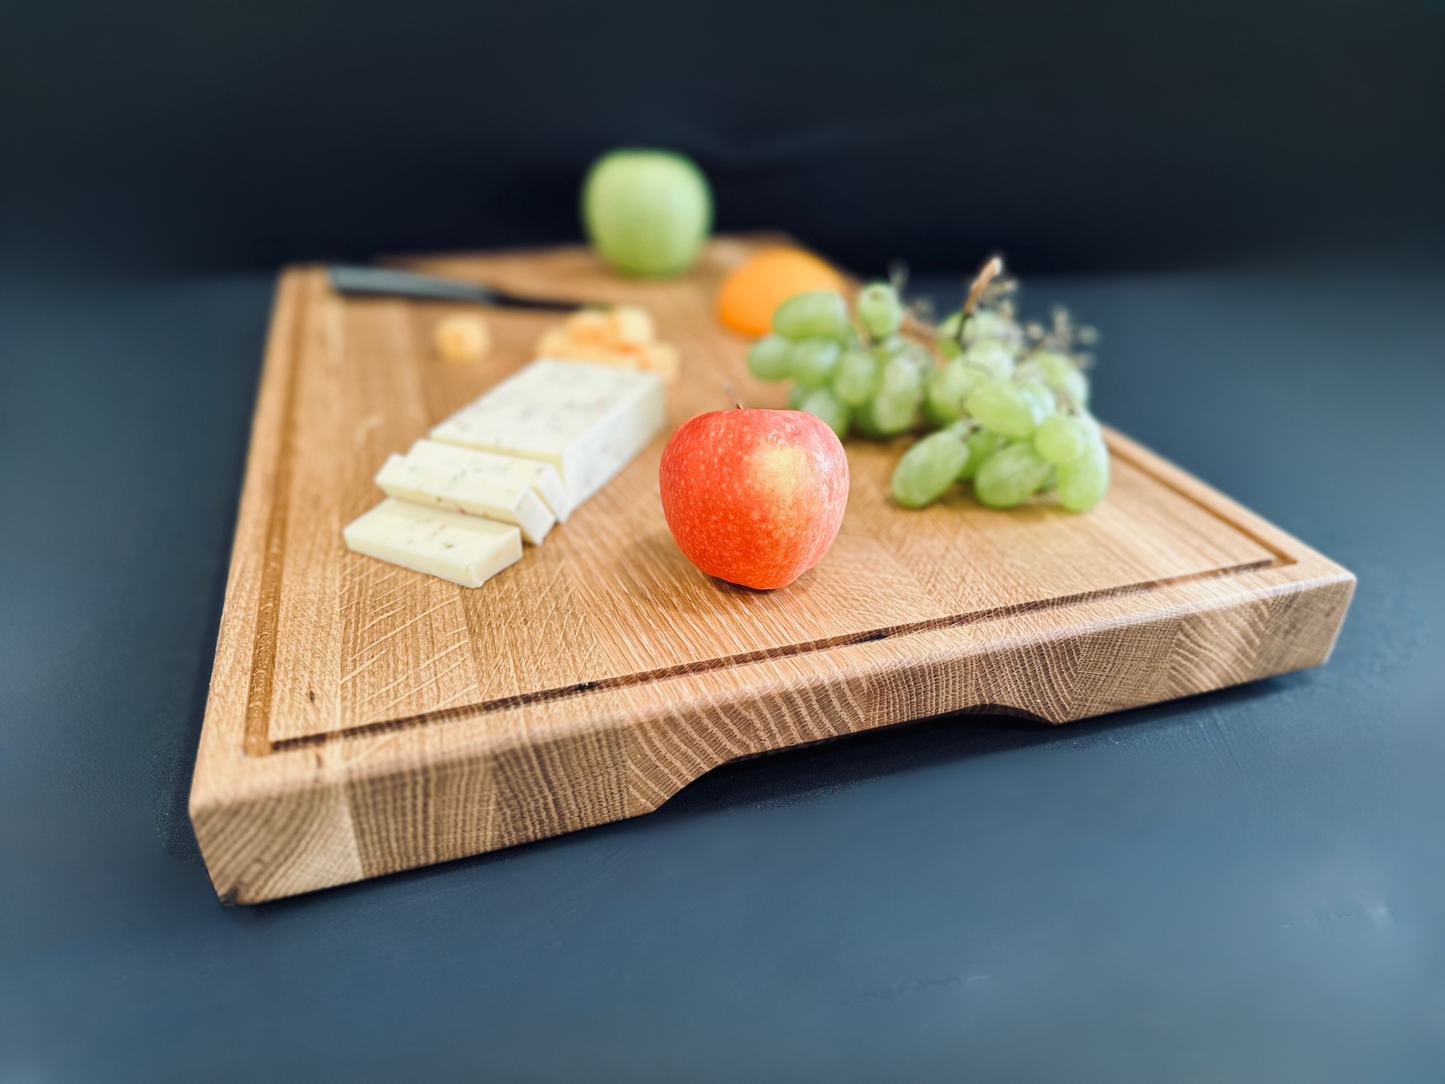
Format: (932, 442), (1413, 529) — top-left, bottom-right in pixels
(327, 265), (584, 311)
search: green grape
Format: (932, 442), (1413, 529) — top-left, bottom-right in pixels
(938, 308), (1017, 347)
(1033, 413), (1091, 465)
(1034, 350), (1090, 409)
(960, 429), (1007, 479)
(892, 431), (969, 508)
(934, 315), (965, 359)
(788, 338), (841, 387)
(964, 340), (1015, 381)
(1019, 380), (1057, 421)
(871, 356), (922, 433)
(964, 379), (1046, 439)
(798, 385), (851, 439)
(1055, 439), (1110, 512)
(872, 392), (919, 435)
(832, 349), (880, 406)
(874, 336), (935, 385)
(973, 441), (1053, 509)
(881, 353), (923, 398)
(942, 418), (975, 442)
(924, 359), (985, 425)
(857, 282), (904, 339)
(902, 343), (937, 381)
(852, 396), (887, 438)
(872, 335), (930, 378)
(746, 335), (793, 381)
(788, 382), (809, 409)
(871, 334), (910, 362)
(772, 290), (852, 342)
(964, 310), (1015, 345)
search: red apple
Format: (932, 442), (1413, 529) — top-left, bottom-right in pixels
(659, 408), (849, 590)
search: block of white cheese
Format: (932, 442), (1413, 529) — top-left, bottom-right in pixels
(342, 498), (522, 588)
(375, 444), (556, 544)
(400, 439), (570, 523)
(428, 359), (665, 512)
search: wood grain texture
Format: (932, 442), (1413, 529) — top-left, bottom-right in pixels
(190, 238), (1355, 903)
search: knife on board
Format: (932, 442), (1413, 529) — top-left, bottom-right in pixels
(327, 264), (586, 311)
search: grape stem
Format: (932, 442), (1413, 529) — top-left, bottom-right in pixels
(956, 256), (1005, 346)
(888, 259), (909, 294)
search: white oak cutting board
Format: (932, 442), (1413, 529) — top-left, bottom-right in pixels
(189, 238), (1354, 903)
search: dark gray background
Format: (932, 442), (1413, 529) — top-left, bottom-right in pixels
(3, 0), (1445, 275)
(3, 0), (1445, 1079)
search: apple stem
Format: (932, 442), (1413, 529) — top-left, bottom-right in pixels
(723, 381), (744, 409)
(956, 255), (1004, 346)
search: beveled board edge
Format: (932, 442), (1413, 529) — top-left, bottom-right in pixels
(189, 263), (1356, 904)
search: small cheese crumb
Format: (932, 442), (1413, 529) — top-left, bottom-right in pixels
(434, 313), (492, 363)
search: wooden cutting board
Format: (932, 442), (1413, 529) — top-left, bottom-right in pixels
(189, 238), (1354, 903)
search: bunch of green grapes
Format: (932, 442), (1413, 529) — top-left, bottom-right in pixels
(745, 267), (1109, 514)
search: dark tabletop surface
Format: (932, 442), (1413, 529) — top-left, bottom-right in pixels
(2, 264), (1442, 1083)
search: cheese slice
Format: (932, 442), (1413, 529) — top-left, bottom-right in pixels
(428, 359), (665, 511)
(342, 499), (522, 588)
(375, 448), (555, 544)
(403, 439), (570, 523)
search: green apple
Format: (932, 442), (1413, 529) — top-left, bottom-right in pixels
(582, 149), (712, 278)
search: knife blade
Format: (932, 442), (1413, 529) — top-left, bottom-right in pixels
(327, 264), (585, 311)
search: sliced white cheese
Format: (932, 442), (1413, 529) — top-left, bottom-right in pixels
(375, 449), (555, 544)
(428, 358), (665, 511)
(403, 439), (571, 523)
(342, 499), (522, 588)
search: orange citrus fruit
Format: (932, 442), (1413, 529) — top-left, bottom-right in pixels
(716, 248), (846, 337)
